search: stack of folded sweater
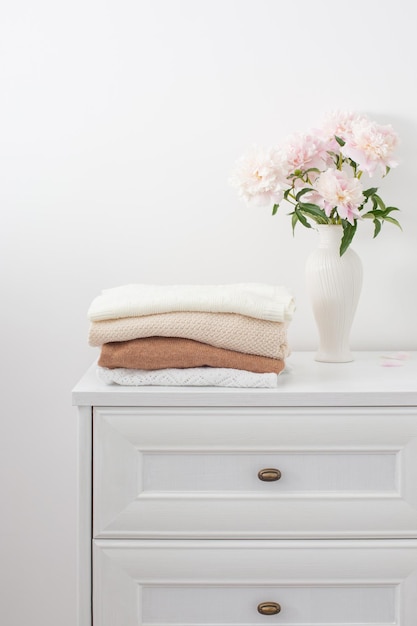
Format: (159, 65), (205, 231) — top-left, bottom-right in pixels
(87, 283), (295, 388)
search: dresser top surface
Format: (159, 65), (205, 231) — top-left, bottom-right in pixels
(72, 351), (417, 407)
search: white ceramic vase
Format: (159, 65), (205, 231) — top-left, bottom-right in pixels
(305, 225), (363, 363)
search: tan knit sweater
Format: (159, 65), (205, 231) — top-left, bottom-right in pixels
(89, 311), (289, 359)
(98, 337), (286, 374)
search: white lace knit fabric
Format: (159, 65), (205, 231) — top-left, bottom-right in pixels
(89, 312), (289, 359)
(97, 366), (280, 388)
(88, 283), (295, 323)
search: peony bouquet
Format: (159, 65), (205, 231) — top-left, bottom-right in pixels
(230, 111), (401, 255)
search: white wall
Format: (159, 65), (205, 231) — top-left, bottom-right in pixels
(1, 1), (416, 624)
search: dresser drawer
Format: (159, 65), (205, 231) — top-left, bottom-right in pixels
(93, 539), (417, 625)
(93, 406), (417, 538)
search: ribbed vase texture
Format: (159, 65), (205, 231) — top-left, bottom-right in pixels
(306, 225), (363, 363)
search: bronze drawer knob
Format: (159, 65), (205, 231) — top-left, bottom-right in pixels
(257, 602), (281, 615)
(258, 468), (281, 482)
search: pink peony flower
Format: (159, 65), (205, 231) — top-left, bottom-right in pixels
(229, 146), (289, 207)
(313, 169), (365, 224)
(319, 110), (367, 144)
(341, 119), (399, 177)
(229, 110), (401, 254)
(283, 132), (328, 172)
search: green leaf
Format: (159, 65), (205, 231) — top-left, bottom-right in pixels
(373, 194), (386, 211)
(369, 205), (400, 220)
(294, 208), (312, 229)
(295, 188), (313, 202)
(347, 157), (358, 170)
(363, 187), (378, 198)
(385, 206), (400, 212)
(298, 202), (324, 212)
(340, 220), (357, 256)
(272, 204), (279, 216)
(283, 189), (291, 200)
(335, 135), (346, 147)
(291, 211), (298, 235)
(383, 216), (402, 229)
(367, 209), (387, 219)
(303, 167), (321, 174)
(297, 202), (328, 223)
(373, 219), (382, 238)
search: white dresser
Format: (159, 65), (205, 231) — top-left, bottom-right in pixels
(72, 351), (417, 626)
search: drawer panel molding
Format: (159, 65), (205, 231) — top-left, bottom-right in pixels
(93, 407), (417, 538)
(93, 539), (417, 626)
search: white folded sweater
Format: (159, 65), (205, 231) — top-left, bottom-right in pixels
(97, 366), (280, 388)
(88, 283), (295, 323)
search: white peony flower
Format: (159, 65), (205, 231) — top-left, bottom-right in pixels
(341, 118), (399, 177)
(229, 146), (289, 207)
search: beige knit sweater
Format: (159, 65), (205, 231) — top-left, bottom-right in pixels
(98, 337), (286, 374)
(89, 311), (289, 359)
